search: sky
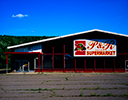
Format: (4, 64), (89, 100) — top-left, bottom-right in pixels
(0, 0), (128, 36)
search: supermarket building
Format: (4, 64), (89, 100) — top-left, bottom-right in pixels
(5, 29), (128, 73)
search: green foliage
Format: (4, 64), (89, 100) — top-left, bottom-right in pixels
(62, 86), (65, 90)
(0, 35), (55, 69)
(107, 93), (112, 96)
(80, 89), (83, 97)
(103, 88), (107, 90)
(97, 94), (101, 96)
(104, 93), (107, 96)
(30, 89), (37, 91)
(50, 89), (53, 92)
(39, 88), (42, 90)
(39, 91), (41, 93)
(84, 87), (87, 90)
(66, 77), (69, 81)
(123, 93), (128, 96)
(103, 93), (112, 97)
(115, 87), (117, 89)
(90, 93), (96, 96)
(95, 86), (101, 90)
(44, 88), (48, 90)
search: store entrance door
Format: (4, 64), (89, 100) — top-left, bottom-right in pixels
(15, 60), (29, 72)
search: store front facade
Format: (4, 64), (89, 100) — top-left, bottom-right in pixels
(5, 29), (128, 73)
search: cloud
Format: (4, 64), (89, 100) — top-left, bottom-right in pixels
(31, 31), (34, 32)
(12, 14), (29, 18)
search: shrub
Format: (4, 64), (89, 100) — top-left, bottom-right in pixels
(44, 88), (48, 90)
(39, 88), (42, 90)
(66, 77), (68, 81)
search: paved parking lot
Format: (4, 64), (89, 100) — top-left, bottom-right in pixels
(0, 72), (128, 100)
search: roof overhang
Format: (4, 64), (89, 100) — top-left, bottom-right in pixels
(7, 29), (128, 49)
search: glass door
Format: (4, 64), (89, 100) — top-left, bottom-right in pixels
(15, 60), (29, 72)
(15, 60), (22, 72)
(23, 60), (29, 72)
(125, 60), (128, 71)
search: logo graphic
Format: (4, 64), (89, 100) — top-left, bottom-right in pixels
(74, 40), (86, 56)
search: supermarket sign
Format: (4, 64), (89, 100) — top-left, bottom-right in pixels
(74, 39), (116, 57)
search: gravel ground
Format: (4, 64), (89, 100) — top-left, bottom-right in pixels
(0, 72), (128, 100)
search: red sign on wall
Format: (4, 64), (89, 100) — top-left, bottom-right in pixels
(74, 39), (116, 57)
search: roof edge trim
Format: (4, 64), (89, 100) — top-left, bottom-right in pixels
(7, 29), (128, 49)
